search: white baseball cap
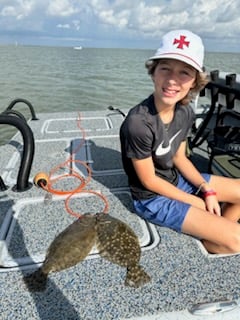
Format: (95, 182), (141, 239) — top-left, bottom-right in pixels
(147, 29), (204, 72)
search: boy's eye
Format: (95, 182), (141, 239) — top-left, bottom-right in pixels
(181, 70), (190, 75)
(182, 69), (196, 78)
(159, 66), (170, 71)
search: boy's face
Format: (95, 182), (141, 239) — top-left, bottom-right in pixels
(152, 58), (197, 108)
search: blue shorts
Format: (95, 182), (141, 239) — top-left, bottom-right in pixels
(133, 173), (211, 233)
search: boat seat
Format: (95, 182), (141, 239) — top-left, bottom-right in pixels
(207, 109), (240, 177)
(211, 154), (240, 178)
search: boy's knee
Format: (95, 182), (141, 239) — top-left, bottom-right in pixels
(226, 232), (240, 253)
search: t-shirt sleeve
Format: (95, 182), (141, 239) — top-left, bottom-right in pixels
(122, 114), (153, 159)
(181, 105), (196, 140)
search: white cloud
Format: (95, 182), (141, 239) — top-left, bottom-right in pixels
(1, 6), (17, 17)
(0, 0), (239, 51)
(47, 0), (79, 17)
(98, 9), (129, 28)
(72, 20), (81, 31)
(57, 23), (70, 29)
(0, 0), (34, 19)
(129, 2), (188, 34)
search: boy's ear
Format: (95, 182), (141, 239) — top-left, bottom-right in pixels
(190, 81), (196, 89)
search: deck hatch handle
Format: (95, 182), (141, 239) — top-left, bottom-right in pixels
(188, 300), (238, 315)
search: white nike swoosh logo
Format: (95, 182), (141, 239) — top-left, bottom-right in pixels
(155, 130), (181, 156)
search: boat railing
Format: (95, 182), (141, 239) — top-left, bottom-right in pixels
(189, 70), (240, 149)
(3, 98), (39, 121)
(0, 99), (37, 191)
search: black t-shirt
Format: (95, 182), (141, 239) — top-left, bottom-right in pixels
(120, 94), (195, 200)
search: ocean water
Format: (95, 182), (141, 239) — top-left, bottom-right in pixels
(0, 45), (239, 144)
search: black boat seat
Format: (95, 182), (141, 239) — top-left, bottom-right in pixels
(211, 155), (240, 178)
(207, 109), (240, 177)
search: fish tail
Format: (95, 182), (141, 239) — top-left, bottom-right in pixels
(23, 268), (48, 292)
(125, 265), (151, 288)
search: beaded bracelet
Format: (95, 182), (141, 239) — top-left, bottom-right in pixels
(196, 181), (208, 195)
(203, 190), (217, 198)
(195, 181), (208, 195)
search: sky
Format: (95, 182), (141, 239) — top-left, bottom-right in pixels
(0, 0), (240, 52)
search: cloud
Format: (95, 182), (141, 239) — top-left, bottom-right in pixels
(1, 6), (17, 17)
(47, 0), (79, 17)
(129, 2), (189, 34)
(57, 24), (70, 29)
(0, 0), (239, 51)
(0, 0), (35, 19)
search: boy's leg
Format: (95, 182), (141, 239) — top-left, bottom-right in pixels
(221, 203), (240, 222)
(208, 175), (240, 223)
(209, 176), (240, 204)
(181, 206), (240, 254)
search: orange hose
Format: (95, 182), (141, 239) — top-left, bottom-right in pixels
(65, 190), (109, 219)
(46, 159), (91, 195)
(37, 112), (109, 218)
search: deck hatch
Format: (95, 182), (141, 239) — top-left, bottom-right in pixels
(72, 136), (124, 175)
(42, 117), (112, 134)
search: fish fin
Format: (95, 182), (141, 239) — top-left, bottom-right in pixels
(23, 268), (48, 292)
(125, 265), (151, 288)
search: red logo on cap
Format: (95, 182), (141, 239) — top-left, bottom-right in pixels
(173, 35), (190, 49)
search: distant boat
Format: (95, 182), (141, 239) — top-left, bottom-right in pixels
(73, 46), (82, 50)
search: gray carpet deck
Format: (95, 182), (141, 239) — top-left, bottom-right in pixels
(0, 109), (239, 320)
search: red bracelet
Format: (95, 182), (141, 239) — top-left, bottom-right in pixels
(203, 190), (217, 198)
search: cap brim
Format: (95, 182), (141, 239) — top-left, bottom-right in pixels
(147, 53), (203, 72)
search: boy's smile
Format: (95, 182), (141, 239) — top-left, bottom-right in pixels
(152, 58), (197, 110)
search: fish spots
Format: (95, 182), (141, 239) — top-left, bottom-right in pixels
(24, 213), (151, 291)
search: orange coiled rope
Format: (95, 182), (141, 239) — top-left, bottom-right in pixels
(36, 112), (109, 218)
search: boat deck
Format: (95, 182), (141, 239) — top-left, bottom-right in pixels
(0, 108), (239, 320)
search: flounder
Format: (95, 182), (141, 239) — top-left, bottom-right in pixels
(96, 213), (151, 288)
(24, 213), (151, 291)
(24, 214), (97, 291)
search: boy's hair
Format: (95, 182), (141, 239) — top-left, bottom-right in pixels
(145, 59), (209, 105)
